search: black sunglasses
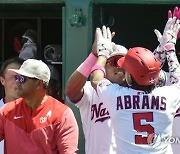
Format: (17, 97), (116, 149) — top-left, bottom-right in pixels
(15, 75), (37, 84)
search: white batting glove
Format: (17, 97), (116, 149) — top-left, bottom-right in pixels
(96, 26), (113, 58)
(154, 17), (180, 50)
(168, 6), (180, 39)
(111, 42), (128, 57)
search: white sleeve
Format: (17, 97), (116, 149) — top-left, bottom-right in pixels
(96, 79), (112, 100)
(96, 79), (120, 113)
(66, 81), (93, 109)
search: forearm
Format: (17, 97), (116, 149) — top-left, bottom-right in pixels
(65, 71), (86, 103)
(166, 44), (180, 85)
(153, 46), (166, 68)
(154, 46), (169, 87)
(154, 16), (180, 87)
(65, 53), (97, 103)
(91, 56), (107, 90)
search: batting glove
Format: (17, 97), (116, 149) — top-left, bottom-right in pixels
(111, 42), (128, 57)
(96, 26), (113, 58)
(154, 17), (180, 49)
(168, 6), (180, 39)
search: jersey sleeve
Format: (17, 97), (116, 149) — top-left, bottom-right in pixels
(76, 82), (94, 107)
(96, 79), (112, 95)
(66, 81), (94, 109)
(56, 107), (79, 154)
(96, 79), (117, 111)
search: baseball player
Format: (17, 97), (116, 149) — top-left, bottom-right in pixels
(66, 7), (180, 153)
(66, 6), (180, 153)
(90, 16), (180, 153)
(66, 37), (128, 153)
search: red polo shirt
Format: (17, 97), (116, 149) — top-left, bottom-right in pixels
(0, 96), (78, 154)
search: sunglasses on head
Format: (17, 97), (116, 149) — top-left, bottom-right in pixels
(15, 75), (37, 84)
(107, 55), (123, 67)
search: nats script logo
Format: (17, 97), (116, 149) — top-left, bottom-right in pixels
(91, 102), (110, 122)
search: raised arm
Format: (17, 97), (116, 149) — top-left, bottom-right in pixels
(65, 39), (98, 103)
(154, 6), (180, 68)
(91, 26), (113, 90)
(154, 7), (180, 87)
(155, 16), (180, 86)
(65, 27), (118, 103)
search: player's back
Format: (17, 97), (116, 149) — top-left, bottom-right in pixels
(97, 81), (180, 153)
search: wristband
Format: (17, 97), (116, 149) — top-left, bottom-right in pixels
(91, 64), (106, 77)
(98, 50), (110, 59)
(164, 43), (175, 51)
(77, 53), (97, 78)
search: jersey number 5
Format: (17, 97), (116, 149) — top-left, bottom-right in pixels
(133, 112), (154, 144)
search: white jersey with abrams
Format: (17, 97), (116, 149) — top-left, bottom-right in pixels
(66, 81), (116, 154)
(96, 79), (180, 154)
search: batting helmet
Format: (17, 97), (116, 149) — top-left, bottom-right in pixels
(117, 47), (160, 86)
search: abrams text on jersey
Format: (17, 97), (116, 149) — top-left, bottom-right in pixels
(117, 95), (166, 110)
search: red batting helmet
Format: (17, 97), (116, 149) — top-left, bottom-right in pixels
(117, 47), (160, 86)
